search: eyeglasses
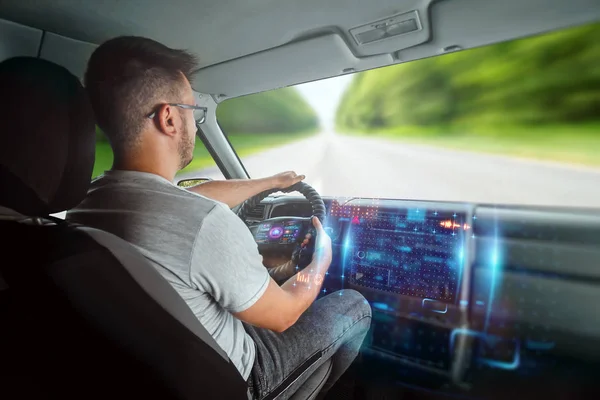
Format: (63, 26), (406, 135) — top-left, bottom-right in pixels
(147, 103), (208, 126)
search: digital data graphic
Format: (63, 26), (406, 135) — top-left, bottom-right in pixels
(344, 208), (467, 303)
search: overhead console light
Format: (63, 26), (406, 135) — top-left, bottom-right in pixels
(350, 10), (422, 46)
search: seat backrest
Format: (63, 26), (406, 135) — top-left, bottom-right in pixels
(0, 56), (249, 399)
(0, 219), (249, 399)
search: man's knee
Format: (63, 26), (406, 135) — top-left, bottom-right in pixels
(318, 289), (372, 337)
(335, 289), (372, 320)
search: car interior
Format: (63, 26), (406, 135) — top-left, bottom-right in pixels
(1, 0), (599, 399)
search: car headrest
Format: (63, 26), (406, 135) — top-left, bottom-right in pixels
(0, 57), (95, 216)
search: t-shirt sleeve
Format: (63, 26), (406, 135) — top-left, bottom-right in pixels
(189, 202), (270, 313)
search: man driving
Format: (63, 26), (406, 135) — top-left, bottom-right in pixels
(66, 36), (371, 399)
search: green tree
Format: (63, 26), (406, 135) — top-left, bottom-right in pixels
(217, 87), (318, 134)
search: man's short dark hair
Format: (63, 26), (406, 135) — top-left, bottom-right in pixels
(85, 36), (199, 154)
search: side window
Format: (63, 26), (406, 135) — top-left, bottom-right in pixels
(93, 126), (113, 179)
(177, 128), (226, 181)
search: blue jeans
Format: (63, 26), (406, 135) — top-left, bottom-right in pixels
(244, 289), (372, 400)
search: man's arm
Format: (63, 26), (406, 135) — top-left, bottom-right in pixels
(186, 171), (305, 208)
(234, 217), (333, 332)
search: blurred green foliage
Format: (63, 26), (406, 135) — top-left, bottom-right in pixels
(95, 125), (107, 142)
(336, 21), (600, 130)
(217, 87), (318, 134)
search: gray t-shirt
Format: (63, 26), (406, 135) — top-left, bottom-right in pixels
(66, 170), (269, 379)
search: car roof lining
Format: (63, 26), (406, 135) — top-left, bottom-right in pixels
(1, 0), (599, 100)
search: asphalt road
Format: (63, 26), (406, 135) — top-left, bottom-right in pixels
(178, 132), (600, 209)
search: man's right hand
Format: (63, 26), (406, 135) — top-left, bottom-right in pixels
(234, 216), (334, 333)
(311, 216), (332, 266)
(293, 216), (332, 268)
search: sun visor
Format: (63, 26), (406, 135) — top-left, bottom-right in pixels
(192, 33), (394, 101)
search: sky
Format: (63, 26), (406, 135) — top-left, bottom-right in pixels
(295, 74), (354, 131)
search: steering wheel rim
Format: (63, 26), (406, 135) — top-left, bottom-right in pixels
(237, 181), (326, 223)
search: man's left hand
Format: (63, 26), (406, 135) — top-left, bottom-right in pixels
(269, 171), (305, 189)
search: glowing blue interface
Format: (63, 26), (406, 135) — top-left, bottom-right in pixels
(345, 208), (468, 303)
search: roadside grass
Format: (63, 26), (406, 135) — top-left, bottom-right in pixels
(340, 123), (600, 167)
(92, 131), (316, 178)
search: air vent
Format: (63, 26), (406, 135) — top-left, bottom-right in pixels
(246, 204), (266, 220)
(350, 10), (421, 45)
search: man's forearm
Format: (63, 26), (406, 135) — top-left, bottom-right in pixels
(185, 171), (305, 208)
(186, 178), (273, 208)
(280, 251), (332, 320)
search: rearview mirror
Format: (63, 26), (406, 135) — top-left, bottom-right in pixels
(176, 178), (213, 188)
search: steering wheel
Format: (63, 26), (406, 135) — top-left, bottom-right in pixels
(237, 182), (326, 269)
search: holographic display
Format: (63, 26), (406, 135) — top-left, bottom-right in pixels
(345, 208), (468, 303)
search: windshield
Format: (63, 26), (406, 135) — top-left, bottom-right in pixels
(213, 21), (600, 208)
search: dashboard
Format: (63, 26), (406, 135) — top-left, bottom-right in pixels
(248, 194), (600, 398)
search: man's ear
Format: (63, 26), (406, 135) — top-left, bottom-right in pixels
(156, 104), (178, 137)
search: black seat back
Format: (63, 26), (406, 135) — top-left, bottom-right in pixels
(0, 220), (249, 399)
(0, 57), (248, 399)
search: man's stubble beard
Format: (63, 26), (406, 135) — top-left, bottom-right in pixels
(178, 120), (195, 170)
